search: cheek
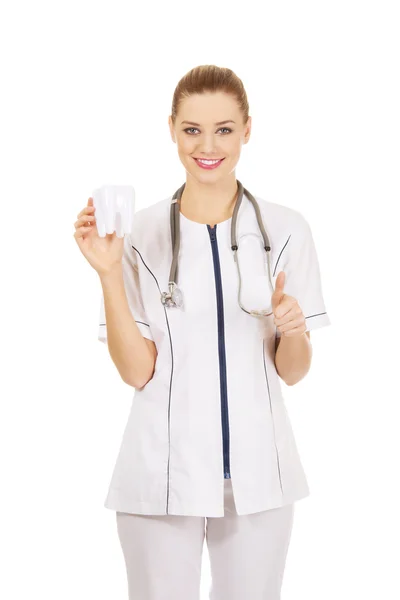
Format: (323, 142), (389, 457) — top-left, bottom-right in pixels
(177, 137), (196, 155)
(224, 139), (242, 161)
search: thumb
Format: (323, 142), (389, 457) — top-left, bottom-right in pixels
(271, 271), (286, 311)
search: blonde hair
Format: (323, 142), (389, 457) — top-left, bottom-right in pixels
(171, 64), (249, 126)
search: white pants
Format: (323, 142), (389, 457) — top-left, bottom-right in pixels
(116, 478), (295, 600)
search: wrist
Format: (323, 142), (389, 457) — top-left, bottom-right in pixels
(99, 264), (123, 286)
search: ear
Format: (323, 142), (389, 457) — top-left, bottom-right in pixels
(244, 115), (252, 144)
(168, 116), (176, 143)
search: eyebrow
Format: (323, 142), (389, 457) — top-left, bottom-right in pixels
(180, 120), (236, 126)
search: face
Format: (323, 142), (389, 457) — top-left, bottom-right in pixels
(168, 91), (251, 183)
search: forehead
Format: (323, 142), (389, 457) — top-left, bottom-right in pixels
(178, 91), (240, 123)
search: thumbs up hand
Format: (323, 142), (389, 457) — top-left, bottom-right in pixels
(271, 271), (307, 337)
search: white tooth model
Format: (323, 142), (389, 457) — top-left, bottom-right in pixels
(92, 184), (135, 238)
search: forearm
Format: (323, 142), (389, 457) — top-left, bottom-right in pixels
(100, 266), (155, 388)
(274, 332), (312, 386)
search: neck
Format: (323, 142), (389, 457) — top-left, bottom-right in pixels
(178, 175), (239, 226)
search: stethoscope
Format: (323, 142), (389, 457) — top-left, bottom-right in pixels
(160, 179), (275, 318)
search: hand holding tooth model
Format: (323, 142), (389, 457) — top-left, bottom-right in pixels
(73, 184), (134, 276)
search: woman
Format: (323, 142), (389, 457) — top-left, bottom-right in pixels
(74, 65), (330, 600)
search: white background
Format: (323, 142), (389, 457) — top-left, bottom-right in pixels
(1, 1), (399, 598)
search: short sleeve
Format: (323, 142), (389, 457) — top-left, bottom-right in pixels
(276, 213), (331, 336)
(98, 234), (154, 343)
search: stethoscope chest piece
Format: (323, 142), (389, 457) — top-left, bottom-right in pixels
(160, 281), (184, 308)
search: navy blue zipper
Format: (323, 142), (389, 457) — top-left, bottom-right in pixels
(207, 224), (231, 479)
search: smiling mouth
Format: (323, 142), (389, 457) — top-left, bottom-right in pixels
(193, 158), (226, 169)
(193, 158), (225, 162)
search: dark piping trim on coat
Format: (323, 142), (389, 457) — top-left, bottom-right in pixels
(132, 245), (174, 515)
(263, 339), (283, 496)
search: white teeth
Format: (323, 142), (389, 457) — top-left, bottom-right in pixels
(197, 159), (221, 165)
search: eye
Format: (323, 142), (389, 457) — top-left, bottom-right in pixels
(183, 127), (233, 135)
(184, 127), (199, 134)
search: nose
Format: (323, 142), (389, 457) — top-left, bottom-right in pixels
(195, 132), (221, 154)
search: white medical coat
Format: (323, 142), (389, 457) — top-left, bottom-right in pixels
(98, 191), (331, 517)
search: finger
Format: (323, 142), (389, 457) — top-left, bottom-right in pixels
(76, 201), (96, 219)
(274, 303), (302, 326)
(274, 271), (285, 293)
(279, 323), (307, 337)
(74, 214), (96, 228)
(76, 208), (95, 221)
(74, 224), (93, 239)
(271, 271), (286, 311)
(276, 309), (305, 332)
(273, 295), (296, 320)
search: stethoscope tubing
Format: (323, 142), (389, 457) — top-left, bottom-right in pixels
(161, 180), (274, 316)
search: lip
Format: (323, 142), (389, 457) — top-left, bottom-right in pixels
(193, 157), (225, 170)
